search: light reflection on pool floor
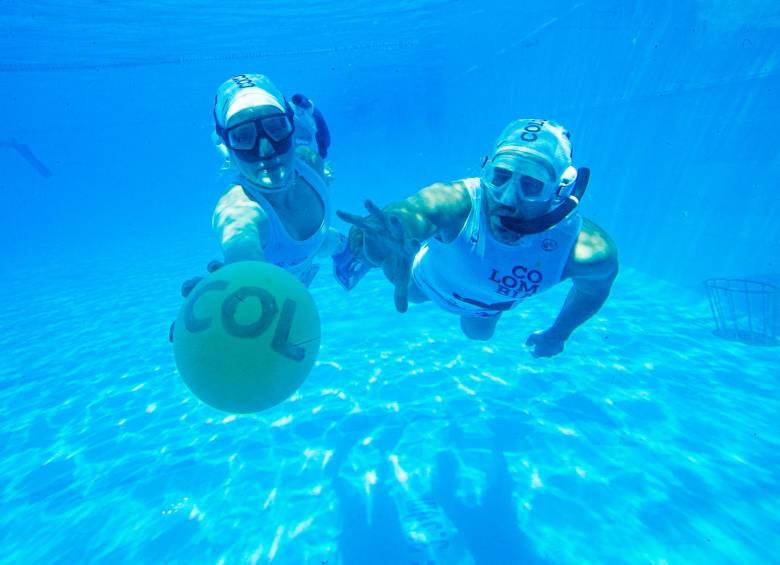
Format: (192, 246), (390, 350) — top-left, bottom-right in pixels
(1, 256), (778, 564)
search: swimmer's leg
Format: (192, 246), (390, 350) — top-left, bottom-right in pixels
(460, 314), (501, 340)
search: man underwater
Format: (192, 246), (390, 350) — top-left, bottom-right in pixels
(339, 119), (618, 358)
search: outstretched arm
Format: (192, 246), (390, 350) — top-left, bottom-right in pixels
(337, 181), (471, 311)
(342, 182), (471, 264)
(527, 217), (618, 357)
(547, 264), (618, 340)
(212, 185), (268, 264)
(382, 182), (471, 245)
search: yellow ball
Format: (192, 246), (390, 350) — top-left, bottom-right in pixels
(173, 261), (320, 413)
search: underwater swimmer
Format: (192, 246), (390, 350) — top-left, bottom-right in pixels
(210, 73), (346, 284)
(181, 74), (347, 299)
(338, 119), (618, 358)
(170, 74), (354, 342)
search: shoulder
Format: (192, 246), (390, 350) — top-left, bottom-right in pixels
(216, 184), (252, 208)
(564, 216), (619, 279)
(213, 184), (267, 223)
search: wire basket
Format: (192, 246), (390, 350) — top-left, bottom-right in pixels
(704, 278), (779, 346)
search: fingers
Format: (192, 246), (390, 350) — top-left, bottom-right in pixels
(181, 276), (203, 298)
(363, 234), (391, 266)
(347, 226), (364, 254)
(390, 256), (412, 313)
(366, 199), (405, 236)
(388, 214), (406, 240)
(525, 333), (543, 358)
(363, 199), (386, 223)
(393, 279), (409, 313)
(338, 202), (407, 245)
(387, 216), (420, 258)
(337, 199), (387, 229)
(206, 260), (223, 273)
(380, 207), (411, 245)
(339, 201), (418, 277)
(525, 332), (564, 358)
(404, 237), (422, 256)
(336, 209), (376, 230)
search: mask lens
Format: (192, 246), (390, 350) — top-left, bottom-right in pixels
(262, 115), (293, 142)
(488, 166), (513, 187)
(227, 122), (258, 150)
(519, 175), (545, 198)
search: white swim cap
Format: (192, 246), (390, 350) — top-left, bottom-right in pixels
(214, 74), (286, 129)
(482, 119), (578, 210)
(492, 118), (576, 186)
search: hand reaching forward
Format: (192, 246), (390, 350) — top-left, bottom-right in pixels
(525, 329), (566, 358)
(337, 200), (421, 312)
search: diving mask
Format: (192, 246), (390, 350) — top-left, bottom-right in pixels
(215, 111), (294, 161)
(481, 148), (563, 208)
(493, 167), (590, 235)
(481, 148), (587, 235)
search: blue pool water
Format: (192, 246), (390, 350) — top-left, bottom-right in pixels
(2, 1), (780, 563)
(2, 247), (779, 563)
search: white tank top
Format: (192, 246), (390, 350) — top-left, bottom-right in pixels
(411, 178), (582, 317)
(243, 160), (330, 278)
